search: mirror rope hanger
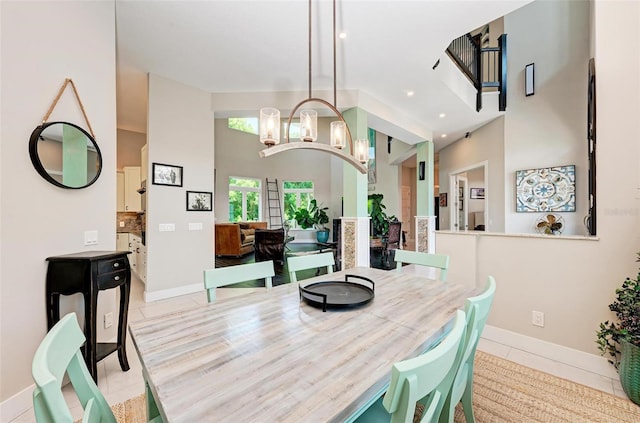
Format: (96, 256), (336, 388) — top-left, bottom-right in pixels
(42, 78), (95, 139)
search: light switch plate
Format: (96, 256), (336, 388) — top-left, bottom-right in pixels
(84, 230), (98, 246)
(159, 223), (175, 232)
(188, 222), (203, 231)
(119, 221), (125, 227)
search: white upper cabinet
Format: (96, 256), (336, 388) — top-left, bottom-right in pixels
(123, 166), (141, 212)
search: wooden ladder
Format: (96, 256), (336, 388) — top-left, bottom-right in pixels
(265, 178), (283, 229)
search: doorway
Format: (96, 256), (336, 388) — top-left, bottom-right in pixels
(449, 161), (488, 232)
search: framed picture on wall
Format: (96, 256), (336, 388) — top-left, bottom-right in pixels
(367, 128), (376, 184)
(152, 163), (183, 187)
(515, 165), (576, 212)
(470, 188), (485, 199)
(439, 193), (448, 207)
(186, 191), (212, 211)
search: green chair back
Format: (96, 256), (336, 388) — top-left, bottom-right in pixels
(394, 250), (450, 282)
(440, 276), (497, 423)
(355, 310), (467, 423)
(287, 252), (334, 283)
(32, 312), (116, 423)
(203, 260), (275, 303)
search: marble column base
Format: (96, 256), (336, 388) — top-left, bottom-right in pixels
(341, 217), (371, 270)
(415, 216), (436, 253)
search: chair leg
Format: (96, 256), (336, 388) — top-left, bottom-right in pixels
(461, 379), (476, 423)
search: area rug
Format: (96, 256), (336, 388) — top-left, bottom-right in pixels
(450, 351), (640, 423)
(107, 351), (640, 422)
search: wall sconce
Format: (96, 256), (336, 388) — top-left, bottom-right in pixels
(418, 161), (425, 180)
(525, 63), (535, 96)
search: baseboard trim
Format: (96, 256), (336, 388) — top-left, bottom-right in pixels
(483, 325), (619, 379)
(1, 383), (34, 422)
(144, 282), (203, 302)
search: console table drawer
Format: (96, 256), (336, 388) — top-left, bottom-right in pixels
(98, 270), (128, 290)
(98, 257), (127, 274)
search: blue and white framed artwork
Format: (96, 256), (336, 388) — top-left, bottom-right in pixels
(516, 165), (576, 212)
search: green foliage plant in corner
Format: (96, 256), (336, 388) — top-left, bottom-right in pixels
(596, 253), (640, 404)
(597, 253), (640, 368)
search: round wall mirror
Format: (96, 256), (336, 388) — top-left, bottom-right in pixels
(29, 121), (102, 189)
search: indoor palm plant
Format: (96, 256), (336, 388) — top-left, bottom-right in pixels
(596, 252), (640, 405)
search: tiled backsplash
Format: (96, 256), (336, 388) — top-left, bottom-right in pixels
(116, 212), (143, 233)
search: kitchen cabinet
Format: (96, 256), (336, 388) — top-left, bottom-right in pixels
(127, 233), (146, 282)
(123, 166), (141, 212)
(128, 234), (138, 271)
(116, 172), (125, 212)
(141, 144), (148, 183)
(116, 233), (128, 251)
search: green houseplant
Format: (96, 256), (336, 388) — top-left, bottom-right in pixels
(368, 194), (389, 236)
(288, 199), (330, 242)
(596, 253), (640, 405)
(309, 199), (330, 243)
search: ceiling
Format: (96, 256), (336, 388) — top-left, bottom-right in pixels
(115, 0), (531, 150)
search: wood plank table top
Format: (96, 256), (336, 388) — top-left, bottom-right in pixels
(129, 267), (478, 422)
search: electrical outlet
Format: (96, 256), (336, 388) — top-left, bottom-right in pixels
(532, 310), (545, 327)
(104, 312), (113, 329)
(119, 221), (125, 227)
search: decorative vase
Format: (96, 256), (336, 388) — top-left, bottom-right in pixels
(316, 230), (329, 243)
(620, 340), (640, 405)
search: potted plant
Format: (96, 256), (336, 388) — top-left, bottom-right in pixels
(368, 194), (389, 237)
(309, 199), (330, 243)
(596, 252), (640, 405)
(289, 203), (315, 230)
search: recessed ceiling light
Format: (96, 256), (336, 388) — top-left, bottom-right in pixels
(407, 91), (415, 97)
(441, 134), (447, 138)
(339, 32), (347, 39)
(439, 113), (446, 118)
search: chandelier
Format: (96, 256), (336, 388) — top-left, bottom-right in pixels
(258, 0), (368, 174)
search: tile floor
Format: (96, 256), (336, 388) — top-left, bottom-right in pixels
(11, 273), (628, 422)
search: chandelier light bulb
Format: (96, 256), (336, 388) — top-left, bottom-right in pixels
(300, 109), (317, 142)
(259, 108), (280, 146)
(331, 121), (346, 149)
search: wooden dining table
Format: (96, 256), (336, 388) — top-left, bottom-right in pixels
(129, 266), (478, 422)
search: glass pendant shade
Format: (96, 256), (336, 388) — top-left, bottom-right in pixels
(355, 138), (368, 163)
(330, 121), (346, 149)
(259, 108), (280, 146)
(299, 109), (317, 142)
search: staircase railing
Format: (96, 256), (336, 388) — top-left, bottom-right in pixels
(446, 33), (507, 112)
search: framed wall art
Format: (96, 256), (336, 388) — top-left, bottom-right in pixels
(367, 128), (376, 184)
(470, 188), (485, 199)
(186, 191), (212, 211)
(515, 165), (576, 212)
(439, 193), (448, 207)
(152, 163), (183, 187)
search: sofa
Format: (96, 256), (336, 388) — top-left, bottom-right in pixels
(215, 222), (267, 257)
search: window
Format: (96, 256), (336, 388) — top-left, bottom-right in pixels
(283, 181), (314, 220)
(228, 177), (261, 222)
(228, 118), (258, 135)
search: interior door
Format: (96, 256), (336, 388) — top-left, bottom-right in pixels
(451, 175), (468, 231)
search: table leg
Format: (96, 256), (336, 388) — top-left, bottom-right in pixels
(84, 290), (99, 382)
(117, 281), (130, 372)
(46, 292), (60, 330)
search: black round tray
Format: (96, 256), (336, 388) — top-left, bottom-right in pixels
(299, 274), (374, 312)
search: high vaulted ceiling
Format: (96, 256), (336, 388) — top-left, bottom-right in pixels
(115, 0), (531, 149)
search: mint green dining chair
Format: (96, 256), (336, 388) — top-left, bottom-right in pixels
(354, 310), (467, 423)
(439, 276), (496, 423)
(394, 250), (450, 282)
(32, 312), (117, 423)
(203, 260), (275, 303)
(287, 252), (334, 283)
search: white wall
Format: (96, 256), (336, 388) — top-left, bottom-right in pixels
(436, 0), (640, 356)
(213, 118), (343, 227)
(146, 74), (215, 295)
(439, 116), (505, 232)
(369, 130), (401, 220)
(117, 129), (146, 169)
(504, 0), (590, 235)
(0, 0), (116, 407)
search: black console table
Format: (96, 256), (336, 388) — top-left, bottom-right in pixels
(46, 251), (131, 381)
